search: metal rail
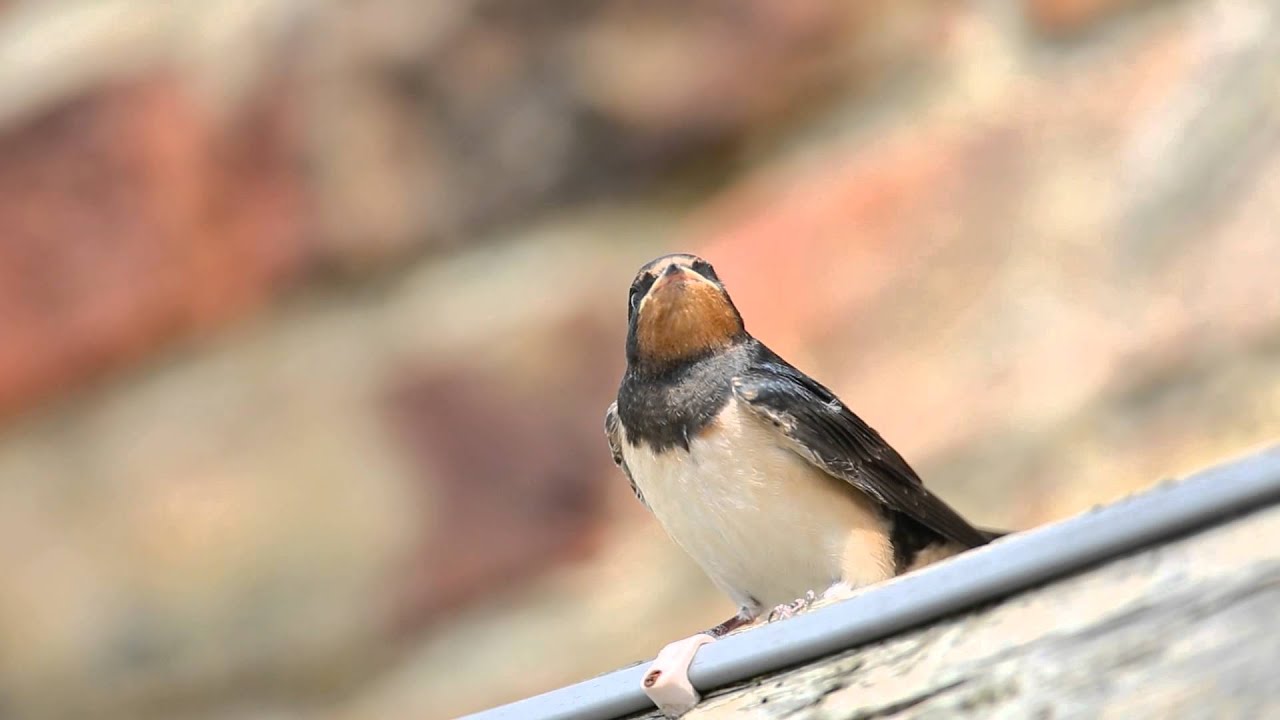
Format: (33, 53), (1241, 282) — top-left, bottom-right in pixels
(462, 445), (1280, 720)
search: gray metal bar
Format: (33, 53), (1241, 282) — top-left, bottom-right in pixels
(462, 445), (1280, 720)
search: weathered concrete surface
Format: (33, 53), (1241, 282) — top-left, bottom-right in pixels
(628, 502), (1280, 719)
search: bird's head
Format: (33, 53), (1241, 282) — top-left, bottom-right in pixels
(625, 253), (746, 370)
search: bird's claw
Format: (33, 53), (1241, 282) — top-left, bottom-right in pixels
(767, 590), (818, 622)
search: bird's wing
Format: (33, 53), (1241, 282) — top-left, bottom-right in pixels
(731, 361), (989, 549)
(605, 401), (646, 507)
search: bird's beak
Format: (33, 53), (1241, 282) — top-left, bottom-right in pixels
(650, 264), (703, 297)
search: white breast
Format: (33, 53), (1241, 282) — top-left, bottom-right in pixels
(621, 398), (894, 611)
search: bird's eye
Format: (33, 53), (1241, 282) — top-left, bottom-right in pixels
(629, 274), (657, 315)
(691, 259), (718, 282)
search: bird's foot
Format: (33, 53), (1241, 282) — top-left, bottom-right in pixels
(767, 590), (818, 622)
(642, 634), (716, 718)
(706, 610), (753, 638)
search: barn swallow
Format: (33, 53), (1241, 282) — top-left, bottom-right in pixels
(606, 253), (1003, 715)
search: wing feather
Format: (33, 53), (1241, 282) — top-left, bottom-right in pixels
(605, 402), (646, 507)
(732, 361), (989, 549)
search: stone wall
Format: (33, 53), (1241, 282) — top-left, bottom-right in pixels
(0, 1), (1277, 718)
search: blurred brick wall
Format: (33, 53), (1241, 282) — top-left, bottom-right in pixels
(0, 77), (304, 419)
(0, 1), (1277, 719)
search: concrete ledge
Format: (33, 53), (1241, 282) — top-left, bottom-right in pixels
(631, 484), (1280, 718)
(466, 446), (1280, 720)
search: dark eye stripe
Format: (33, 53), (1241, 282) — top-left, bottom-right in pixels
(629, 273), (658, 315)
(636, 274), (657, 296)
(690, 259), (719, 282)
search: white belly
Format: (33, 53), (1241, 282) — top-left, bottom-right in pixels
(622, 399), (894, 610)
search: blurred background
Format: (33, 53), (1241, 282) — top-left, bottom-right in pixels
(0, 1), (1278, 718)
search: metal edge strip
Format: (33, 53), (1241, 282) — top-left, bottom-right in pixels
(462, 445), (1280, 720)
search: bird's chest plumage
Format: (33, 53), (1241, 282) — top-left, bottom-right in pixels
(619, 398), (894, 610)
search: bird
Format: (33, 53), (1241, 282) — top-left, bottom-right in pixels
(605, 253), (1004, 716)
